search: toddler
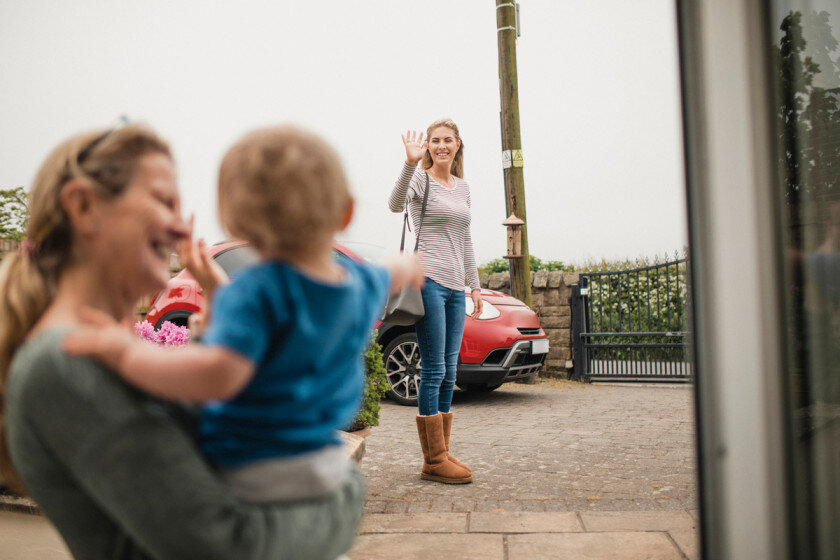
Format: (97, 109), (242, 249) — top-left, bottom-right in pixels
(65, 125), (424, 505)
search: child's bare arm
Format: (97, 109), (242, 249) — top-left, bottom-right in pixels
(383, 253), (426, 294)
(63, 308), (254, 402)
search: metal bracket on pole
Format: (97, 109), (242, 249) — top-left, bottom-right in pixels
(495, 1), (520, 37)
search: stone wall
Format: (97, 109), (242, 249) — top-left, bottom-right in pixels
(479, 270), (579, 379)
(0, 238), (21, 260)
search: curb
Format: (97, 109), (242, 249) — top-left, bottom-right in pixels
(340, 430), (367, 465)
(0, 491), (39, 515)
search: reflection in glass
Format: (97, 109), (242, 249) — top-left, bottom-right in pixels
(771, 3), (840, 558)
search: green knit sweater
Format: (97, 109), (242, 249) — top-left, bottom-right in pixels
(5, 328), (364, 560)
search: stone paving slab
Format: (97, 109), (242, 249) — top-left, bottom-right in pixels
(348, 533), (504, 560)
(469, 511), (583, 533)
(359, 512), (468, 533)
(2, 509), (699, 560)
(669, 529), (700, 560)
(507, 532), (683, 560)
(580, 510), (697, 532)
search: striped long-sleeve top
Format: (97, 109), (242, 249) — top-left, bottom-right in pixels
(389, 163), (480, 292)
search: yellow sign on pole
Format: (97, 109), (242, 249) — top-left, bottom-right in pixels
(502, 149), (524, 169)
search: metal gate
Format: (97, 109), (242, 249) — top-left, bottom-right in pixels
(570, 258), (692, 382)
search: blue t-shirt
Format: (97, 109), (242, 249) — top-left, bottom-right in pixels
(200, 257), (391, 468)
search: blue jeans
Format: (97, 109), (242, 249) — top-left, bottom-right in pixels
(415, 278), (466, 416)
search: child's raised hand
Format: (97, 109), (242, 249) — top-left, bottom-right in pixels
(62, 307), (137, 373)
(385, 253), (426, 294)
(177, 215), (229, 294)
(188, 310), (208, 340)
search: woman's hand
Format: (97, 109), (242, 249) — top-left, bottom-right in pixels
(402, 130), (428, 166)
(471, 289), (483, 320)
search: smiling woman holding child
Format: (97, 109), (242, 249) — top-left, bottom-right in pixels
(0, 123), (418, 560)
(64, 125), (423, 505)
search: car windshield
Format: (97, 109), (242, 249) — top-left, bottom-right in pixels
(340, 241), (386, 263)
(332, 249), (357, 267)
(213, 246), (260, 277)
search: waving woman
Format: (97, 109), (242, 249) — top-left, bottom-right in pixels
(388, 118), (481, 484)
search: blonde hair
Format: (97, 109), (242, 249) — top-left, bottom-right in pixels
(218, 125), (351, 257)
(421, 118), (465, 178)
(0, 124), (171, 494)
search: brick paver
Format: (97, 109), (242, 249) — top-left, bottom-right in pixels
(361, 380), (697, 514)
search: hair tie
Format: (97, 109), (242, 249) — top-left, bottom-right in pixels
(20, 240), (39, 259)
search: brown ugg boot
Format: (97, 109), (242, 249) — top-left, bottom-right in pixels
(440, 412), (472, 474)
(416, 414), (472, 484)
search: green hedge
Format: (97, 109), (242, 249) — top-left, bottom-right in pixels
(347, 331), (389, 431)
(478, 255), (574, 275)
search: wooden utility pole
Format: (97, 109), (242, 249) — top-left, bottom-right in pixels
(496, 0), (532, 307)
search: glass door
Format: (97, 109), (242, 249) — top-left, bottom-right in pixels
(768, 1), (840, 558)
(679, 0), (839, 558)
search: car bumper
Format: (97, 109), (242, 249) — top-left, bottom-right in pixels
(456, 339), (548, 385)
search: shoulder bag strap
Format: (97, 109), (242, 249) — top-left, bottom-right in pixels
(412, 173), (431, 253)
(399, 172), (431, 254)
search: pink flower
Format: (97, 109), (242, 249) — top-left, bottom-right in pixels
(134, 320), (157, 343)
(159, 321), (190, 346)
(134, 320), (190, 347)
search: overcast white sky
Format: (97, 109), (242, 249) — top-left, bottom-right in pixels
(0, 0), (688, 265)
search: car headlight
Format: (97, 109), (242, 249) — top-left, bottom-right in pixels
(464, 298), (501, 320)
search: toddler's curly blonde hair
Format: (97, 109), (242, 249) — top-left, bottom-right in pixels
(218, 125), (351, 257)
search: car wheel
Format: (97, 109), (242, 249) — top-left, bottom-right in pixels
(383, 333), (422, 406)
(461, 383), (503, 393)
(154, 312), (191, 330)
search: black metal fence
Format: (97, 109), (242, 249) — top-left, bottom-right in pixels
(570, 258), (692, 382)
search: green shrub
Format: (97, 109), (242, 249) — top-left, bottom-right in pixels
(574, 250), (687, 273)
(0, 187), (28, 241)
(478, 255), (574, 275)
(479, 258), (510, 274)
(537, 259), (575, 272)
(348, 330), (389, 431)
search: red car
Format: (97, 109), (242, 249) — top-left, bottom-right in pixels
(146, 241), (549, 406)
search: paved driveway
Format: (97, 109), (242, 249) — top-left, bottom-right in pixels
(0, 380), (700, 560)
(361, 380), (698, 514)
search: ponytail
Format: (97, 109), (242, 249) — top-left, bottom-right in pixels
(0, 251), (51, 494)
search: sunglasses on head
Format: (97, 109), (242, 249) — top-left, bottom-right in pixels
(77, 114), (131, 164)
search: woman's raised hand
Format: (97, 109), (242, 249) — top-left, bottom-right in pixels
(402, 130), (428, 166)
